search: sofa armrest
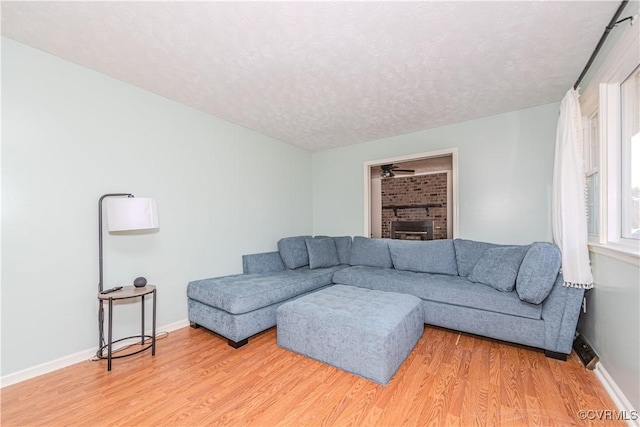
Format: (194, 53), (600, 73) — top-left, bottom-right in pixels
(242, 252), (286, 274)
(541, 274), (585, 354)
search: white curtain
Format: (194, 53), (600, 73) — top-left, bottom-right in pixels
(552, 89), (594, 289)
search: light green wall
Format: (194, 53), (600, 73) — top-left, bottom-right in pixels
(312, 102), (559, 244)
(579, 254), (640, 411)
(1, 38), (312, 375)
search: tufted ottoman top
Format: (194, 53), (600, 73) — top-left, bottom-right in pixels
(281, 284), (422, 334)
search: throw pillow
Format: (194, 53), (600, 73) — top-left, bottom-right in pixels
(305, 238), (340, 269)
(388, 239), (458, 275)
(516, 242), (561, 304)
(453, 239), (500, 277)
(468, 245), (529, 292)
(277, 236), (312, 269)
(349, 236), (393, 268)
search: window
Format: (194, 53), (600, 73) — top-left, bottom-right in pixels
(620, 66), (640, 240)
(579, 20), (639, 260)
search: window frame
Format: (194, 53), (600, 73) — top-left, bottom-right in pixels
(579, 19), (640, 264)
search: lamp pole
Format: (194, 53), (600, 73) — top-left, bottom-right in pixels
(97, 193), (133, 352)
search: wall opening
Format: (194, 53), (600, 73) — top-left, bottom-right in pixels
(364, 149), (458, 239)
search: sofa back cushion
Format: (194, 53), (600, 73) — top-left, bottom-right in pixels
(516, 242), (561, 304)
(332, 236), (353, 265)
(468, 245), (529, 292)
(306, 238), (340, 269)
(388, 239), (458, 275)
(453, 239), (500, 277)
(349, 236), (393, 268)
(278, 236), (313, 269)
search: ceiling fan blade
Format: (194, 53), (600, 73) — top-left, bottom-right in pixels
(379, 163), (416, 178)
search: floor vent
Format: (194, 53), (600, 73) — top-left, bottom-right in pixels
(573, 334), (599, 370)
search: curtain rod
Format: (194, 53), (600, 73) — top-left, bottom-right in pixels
(573, 0), (631, 90)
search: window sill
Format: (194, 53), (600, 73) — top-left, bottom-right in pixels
(588, 242), (640, 266)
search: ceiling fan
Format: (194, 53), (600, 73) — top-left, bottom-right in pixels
(380, 164), (415, 178)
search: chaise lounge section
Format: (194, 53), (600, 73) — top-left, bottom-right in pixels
(187, 236), (351, 347)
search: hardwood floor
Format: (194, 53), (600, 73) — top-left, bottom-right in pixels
(1, 325), (622, 426)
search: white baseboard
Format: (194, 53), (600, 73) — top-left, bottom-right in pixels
(0, 318), (190, 388)
(594, 362), (639, 427)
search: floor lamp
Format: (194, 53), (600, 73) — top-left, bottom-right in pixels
(97, 193), (159, 353)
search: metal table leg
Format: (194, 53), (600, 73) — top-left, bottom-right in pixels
(107, 298), (113, 371)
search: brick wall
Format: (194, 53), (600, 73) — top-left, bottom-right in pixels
(381, 173), (448, 240)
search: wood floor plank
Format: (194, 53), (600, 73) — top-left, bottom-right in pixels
(0, 325), (624, 426)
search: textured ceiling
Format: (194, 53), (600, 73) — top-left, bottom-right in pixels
(1, 1), (620, 151)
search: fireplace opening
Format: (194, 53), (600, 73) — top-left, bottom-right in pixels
(391, 220), (434, 240)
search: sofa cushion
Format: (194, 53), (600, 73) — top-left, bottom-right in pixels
(453, 239), (500, 277)
(278, 236), (312, 269)
(516, 242), (561, 304)
(388, 239), (458, 275)
(187, 266), (344, 315)
(468, 246), (529, 292)
(306, 238), (340, 269)
(242, 251), (285, 274)
(333, 236), (353, 265)
(349, 236), (393, 268)
(332, 266), (542, 320)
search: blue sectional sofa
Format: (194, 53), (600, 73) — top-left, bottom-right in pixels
(187, 236), (584, 359)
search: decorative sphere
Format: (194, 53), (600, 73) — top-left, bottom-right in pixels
(133, 277), (147, 288)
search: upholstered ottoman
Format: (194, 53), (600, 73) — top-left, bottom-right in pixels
(276, 284), (424, 385)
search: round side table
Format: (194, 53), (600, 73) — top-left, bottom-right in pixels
(97, 285), (157, 371)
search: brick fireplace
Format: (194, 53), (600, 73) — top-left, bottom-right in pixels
(381, 173), (448, 240)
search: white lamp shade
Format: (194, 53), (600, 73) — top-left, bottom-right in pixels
(106, 197), (159, 231)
